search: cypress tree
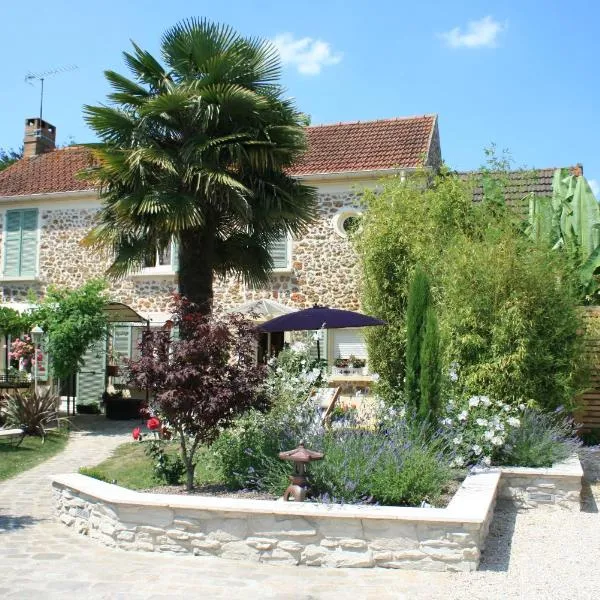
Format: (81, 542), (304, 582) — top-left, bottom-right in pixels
(419, 306), (441, 423)
(405, 267), (431, 414)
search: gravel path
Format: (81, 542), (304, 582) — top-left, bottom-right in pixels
(0, 417), (599, 599)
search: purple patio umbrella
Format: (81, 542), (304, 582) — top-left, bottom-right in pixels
(258, 305), (386, 360)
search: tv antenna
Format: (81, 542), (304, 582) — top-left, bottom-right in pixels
(25, 65), (78, 121)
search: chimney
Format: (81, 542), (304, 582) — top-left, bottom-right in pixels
(23, 117), (56, 158)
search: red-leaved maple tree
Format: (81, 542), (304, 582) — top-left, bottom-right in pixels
(127, 297), (267, 490)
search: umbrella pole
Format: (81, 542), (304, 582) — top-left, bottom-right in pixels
(317, 338), (320, 361)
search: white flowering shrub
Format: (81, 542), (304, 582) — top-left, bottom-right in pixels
(265, 344), (326, 412)
(440, 395), (524, 467)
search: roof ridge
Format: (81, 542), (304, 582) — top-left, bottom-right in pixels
(458, 165), (578, 176)
(306, 114), (437, 129)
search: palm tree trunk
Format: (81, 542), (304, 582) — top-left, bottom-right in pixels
(178, 227), (215, 319)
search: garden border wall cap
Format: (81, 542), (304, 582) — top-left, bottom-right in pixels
(278, 442), (324, 463)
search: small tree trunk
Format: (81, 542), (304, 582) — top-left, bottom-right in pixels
(185, 462), (196, 491)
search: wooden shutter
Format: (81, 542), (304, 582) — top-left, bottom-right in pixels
(4, 211), (23, 276)
(270, 236), (289, 269)
(112, 326), (132, 361)
(3, 209), (38, 277)
(333, 329), (367, 359)
(77, 340), (106, 405)
(19, 209), (38, 277)
(112, 325), (132, 384)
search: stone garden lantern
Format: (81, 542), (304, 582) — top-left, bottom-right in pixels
(278, 442), (324, 502)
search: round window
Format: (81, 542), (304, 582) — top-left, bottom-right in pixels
(332, 208), (362, 238)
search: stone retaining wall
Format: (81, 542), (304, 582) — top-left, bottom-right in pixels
(52, 470), (501, 572)
(497, 455), (583, 510)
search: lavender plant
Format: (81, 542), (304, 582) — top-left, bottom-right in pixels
(493, 409), (582, 467)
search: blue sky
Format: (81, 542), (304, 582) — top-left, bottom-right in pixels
(1, 0), (598, 194)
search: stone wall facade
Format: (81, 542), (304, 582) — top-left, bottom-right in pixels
(52, 470), (501, 572)
(0, 187), (363, 315)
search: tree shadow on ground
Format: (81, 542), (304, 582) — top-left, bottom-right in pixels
(0, 513), (45, 532)
(478, 500), (518, 572)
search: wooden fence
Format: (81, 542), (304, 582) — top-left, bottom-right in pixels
(576, 307), (600, 430)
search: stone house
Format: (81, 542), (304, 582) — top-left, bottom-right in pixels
(0, 115), (566, 401)
(0, 114), (441, 396)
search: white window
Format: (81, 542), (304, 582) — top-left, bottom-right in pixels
(140, 240), (178, 275)
(332, 328), (368, 360)
(269, 235), (291, 271)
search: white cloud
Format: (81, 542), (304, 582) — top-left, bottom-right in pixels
(589, 179), (599, 199)
(440, 16), (507, 48)
(272, 33), (342, 75)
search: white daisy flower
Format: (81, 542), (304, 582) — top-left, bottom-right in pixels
(476, 418), (488, 427)
(507, 417), (521, 428)
(471, 444), (482, 456)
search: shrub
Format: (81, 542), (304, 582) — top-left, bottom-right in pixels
(355, 170), (585, 411)
(309, 417), (453, 506)
(213, 399), (454, 506)
(494, 409), (582, 468)
(4, 388), (62, 437)
(440, 395), (523, 467)
(144, 440), (186, 485)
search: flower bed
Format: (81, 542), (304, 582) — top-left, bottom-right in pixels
(53, 469), (500, 571)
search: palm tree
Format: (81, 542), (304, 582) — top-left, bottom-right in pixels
(83, 18), (317, 317)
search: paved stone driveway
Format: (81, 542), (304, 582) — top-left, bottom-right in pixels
(1, 417), (599, 599)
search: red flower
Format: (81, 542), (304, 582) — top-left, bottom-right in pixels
(147, 417), (161, 430)
(132, 427), (141, 440)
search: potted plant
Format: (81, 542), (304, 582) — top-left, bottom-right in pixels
(102, 385), (141, 420)
(332, 357), (351, 375)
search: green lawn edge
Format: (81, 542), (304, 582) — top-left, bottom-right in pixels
(0, 430), (69, 481)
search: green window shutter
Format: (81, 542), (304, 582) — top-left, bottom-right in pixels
(269, 236), (289, 269)
(4, 211), (23, 276)
(112, 325), (132, 385)
(19, 209), (38, 277)
(112, 325), (132, 361)
(3, 209), (38, 277)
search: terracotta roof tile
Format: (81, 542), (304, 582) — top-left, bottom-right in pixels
(0, 146), (96, 197)
(288, 115), (438, 175)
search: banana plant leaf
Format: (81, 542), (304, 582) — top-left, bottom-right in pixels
(528, 169), (600, 298)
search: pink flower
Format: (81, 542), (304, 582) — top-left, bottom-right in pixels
(132, 427), (141, 440)
(147, 417), (161, 430)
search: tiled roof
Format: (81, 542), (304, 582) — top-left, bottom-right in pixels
(460, 167), (579, 216)
(0, 115), (438, 197)
(0, 146), (96, 197)
(288, 115), (438, 175)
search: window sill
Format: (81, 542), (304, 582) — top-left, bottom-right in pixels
(129, 270), (177, 279)
(0, 275), (41, 283)
(272, 267), (293, 275)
